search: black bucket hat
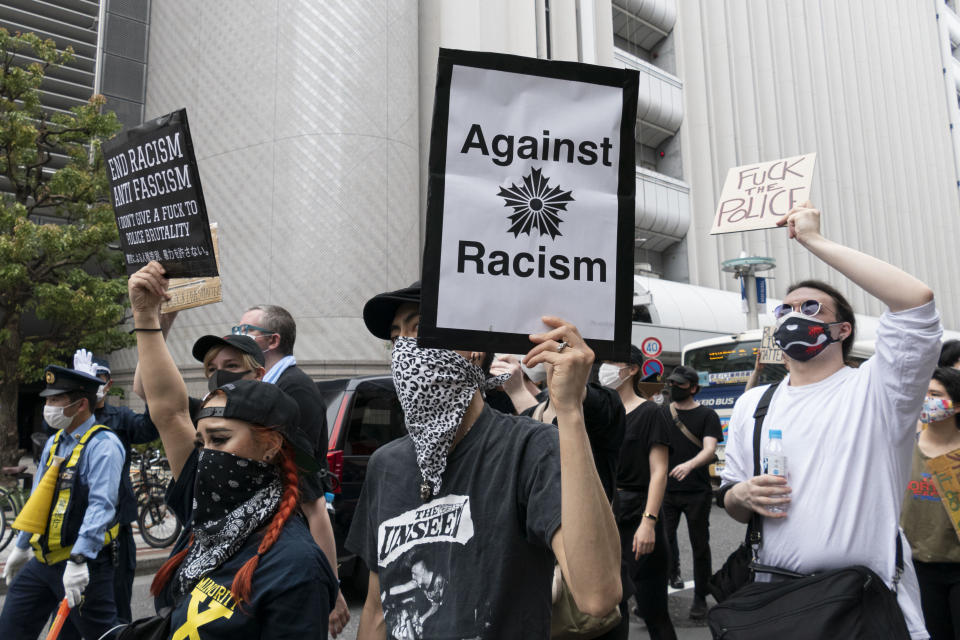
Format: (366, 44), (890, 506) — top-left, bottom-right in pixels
(192, 334), (265, 367)
(196, 380), (318, 472)
(362, 281), (421, 340)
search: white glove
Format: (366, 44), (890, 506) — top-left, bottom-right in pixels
(62, 560), (89, 608)
(3, 544), (32, 586)
(73, 349), (97, 376)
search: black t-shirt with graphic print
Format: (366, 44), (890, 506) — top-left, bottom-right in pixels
(663, 404), (722, 493)
(346, 405), (562, 640)
(158, 448), (337, 639)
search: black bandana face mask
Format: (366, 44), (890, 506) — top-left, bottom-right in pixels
(207, 368), (252, 393)
(773, 312), (841, 362)
(176, 448), (281, 596)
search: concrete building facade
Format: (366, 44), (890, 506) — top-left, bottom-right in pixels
(8, 0), (960, 391)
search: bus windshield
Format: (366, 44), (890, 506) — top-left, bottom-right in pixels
(684, 340), (787, 386)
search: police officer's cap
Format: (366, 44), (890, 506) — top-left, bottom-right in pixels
(39, 365), (103, 397)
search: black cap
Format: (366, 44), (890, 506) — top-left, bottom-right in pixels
(666, 365), (699, 387)
(192, 335), (265, 367)
(362, 281), (421, 340)
(627, 345), (645, 367)
(196, 380), (319, 472)
(39, 365), (103, 397)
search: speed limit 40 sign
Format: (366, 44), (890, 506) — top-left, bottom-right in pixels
(640, 337), (662, 359)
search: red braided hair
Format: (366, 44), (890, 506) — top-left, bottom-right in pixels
(149, 435), (301, 604)
(230, 438), (300, 605)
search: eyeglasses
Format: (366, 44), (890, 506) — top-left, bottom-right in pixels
(231, 324), (274, 336)
(772, 299), (836, 320)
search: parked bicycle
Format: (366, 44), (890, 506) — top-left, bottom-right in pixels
(0, 466), (33, 552)
(129, 448), (180, 548)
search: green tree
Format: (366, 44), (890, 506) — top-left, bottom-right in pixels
(0, 30), (132, 466)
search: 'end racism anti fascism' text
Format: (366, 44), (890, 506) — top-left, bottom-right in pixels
(106, 132), (201, 252)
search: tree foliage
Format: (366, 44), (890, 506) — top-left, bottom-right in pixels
(0, 29), (132, 464)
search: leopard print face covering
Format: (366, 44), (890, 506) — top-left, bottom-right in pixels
(392, 337), (508, 500)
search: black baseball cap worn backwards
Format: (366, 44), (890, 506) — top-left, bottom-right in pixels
(362, 280), (421, 340)
(196, 380), (319, 472)
(39, 365), (103, 397)
(191, 334), (265, 367)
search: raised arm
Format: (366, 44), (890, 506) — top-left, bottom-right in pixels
(526, 317), (621, 616)
(132, 309), (177, 401)
(777, 202), (933, 312)
(128, 261), (195, 479)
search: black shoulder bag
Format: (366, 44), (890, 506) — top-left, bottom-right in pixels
(706, 384), (912, 640)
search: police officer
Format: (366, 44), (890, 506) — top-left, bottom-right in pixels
(0, 365), (125, 640)
(74, 349), (159, 624)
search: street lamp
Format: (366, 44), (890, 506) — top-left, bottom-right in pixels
(721, 254), (776, 330)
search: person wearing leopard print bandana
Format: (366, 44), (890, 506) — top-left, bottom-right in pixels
(125, 262), (338, 640)
(348, 281), (621, 639)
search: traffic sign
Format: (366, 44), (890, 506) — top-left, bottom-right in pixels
(641, 358), (664, 379)
(640, 337), (663, 358)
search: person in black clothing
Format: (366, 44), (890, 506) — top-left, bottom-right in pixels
(126, 262), (336, 639)
(521, 381), (624, 503)
(660, 365), (721, 619)
(601, 347), (676, 640)
(46, 350), (161, 624)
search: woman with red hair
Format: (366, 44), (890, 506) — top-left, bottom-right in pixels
(128, 261), (336, 638)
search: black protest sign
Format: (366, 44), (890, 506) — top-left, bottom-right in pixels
(102, 109), (217, 277)
(418, 49), (638, 360)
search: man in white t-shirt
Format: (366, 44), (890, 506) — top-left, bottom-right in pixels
(719, 201), (941, 639)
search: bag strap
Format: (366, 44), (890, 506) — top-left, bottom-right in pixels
(669, 403), (703, 448)
(893, 532), (903, 591)
(747, 383), (780, 551)
(533, 401), (547, 423)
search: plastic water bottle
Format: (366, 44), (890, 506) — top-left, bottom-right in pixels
(763, 430), (788, 513)
(325, 491), (335, 516)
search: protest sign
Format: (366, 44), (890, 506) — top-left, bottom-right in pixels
(711, 153), (817, 235)
(759, 326), (784, 364)
(926, 448), (960, 542)
(102, 109), (218, 277)
(161, 223), (222, 313)
(418, 49), (638, 360)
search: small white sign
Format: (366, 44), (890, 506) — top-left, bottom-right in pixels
(711, 153), (817, 235)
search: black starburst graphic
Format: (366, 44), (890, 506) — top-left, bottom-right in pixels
(497, 167), (575, 239)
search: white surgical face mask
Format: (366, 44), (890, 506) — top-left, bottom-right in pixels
(43, 400), (80, 431)
(598, 364), (626, 389)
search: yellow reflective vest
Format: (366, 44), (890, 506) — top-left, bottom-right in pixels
(30, 425), (120, 564)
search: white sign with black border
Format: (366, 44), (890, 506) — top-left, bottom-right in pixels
(418, 49), (639, 360)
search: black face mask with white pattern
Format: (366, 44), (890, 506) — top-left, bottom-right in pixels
(175, 448), (281, 596)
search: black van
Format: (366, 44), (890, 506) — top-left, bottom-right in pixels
(316, 375), (406, 591)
